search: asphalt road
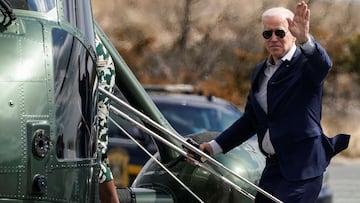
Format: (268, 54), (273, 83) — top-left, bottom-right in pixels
(328, 158), (360, 203)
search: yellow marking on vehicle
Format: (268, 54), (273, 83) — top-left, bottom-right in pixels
(128, 164), (142, 175)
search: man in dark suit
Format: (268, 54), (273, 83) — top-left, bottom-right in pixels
(195, 1), (350, 202)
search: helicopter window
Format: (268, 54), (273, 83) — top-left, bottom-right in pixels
(10, 0), (56, 13)
(52, 28), (97, 160)
(62, 0), (95, 46)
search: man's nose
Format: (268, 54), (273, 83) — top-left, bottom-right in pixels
(269, 34), (279, 41)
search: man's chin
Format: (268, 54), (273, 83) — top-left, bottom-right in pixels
(269, 50), (283, 59)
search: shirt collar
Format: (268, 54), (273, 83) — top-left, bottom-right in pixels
(266, 44), (297, 65)
(281, 44), (297, 62)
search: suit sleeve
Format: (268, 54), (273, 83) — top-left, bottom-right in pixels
(301, 40), (332, 85)
(215, 95), (257, 153)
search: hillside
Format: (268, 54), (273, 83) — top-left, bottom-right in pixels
(92, 0), (360, 158)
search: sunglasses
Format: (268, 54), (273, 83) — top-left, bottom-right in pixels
(262, 30), (286, 39)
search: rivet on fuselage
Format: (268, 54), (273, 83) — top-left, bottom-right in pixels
(9, 100), (14, 107)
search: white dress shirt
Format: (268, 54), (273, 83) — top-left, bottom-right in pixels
(255, 44), (296, 154)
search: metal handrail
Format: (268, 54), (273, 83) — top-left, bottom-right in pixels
(109, 104), (255, 200)
(108, 116), (205, 203)
(100, 86), (283, 203)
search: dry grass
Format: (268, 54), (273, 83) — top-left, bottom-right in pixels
(92, 0), (360, 158)
(323, 86), (360, 158)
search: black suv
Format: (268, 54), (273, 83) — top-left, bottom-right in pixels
(149, 91), (242, 136)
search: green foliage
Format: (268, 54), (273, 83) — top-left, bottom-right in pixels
(327, 33), (360, 77)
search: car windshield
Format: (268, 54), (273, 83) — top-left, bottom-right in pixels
(155, 103), (241, 136)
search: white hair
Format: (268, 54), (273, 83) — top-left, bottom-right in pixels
(262, 7), (294, 24)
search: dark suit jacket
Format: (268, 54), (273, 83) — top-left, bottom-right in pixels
(215, 41), (350, 181)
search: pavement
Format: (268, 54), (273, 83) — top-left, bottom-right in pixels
(328, 157), (360, 203)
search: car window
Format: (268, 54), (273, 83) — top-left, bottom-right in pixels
(155, 102), (241, 136)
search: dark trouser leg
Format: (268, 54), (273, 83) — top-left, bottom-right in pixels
(255, 159), (323, 203)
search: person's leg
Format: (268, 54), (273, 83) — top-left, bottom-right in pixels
(100, 180), (120, 203)
(255, 159), (281, 203)
(255, 159), (323, 203)
(282, 175), (323, 203)
(99, 162), (120, 203)
(96, 34), (118, 203)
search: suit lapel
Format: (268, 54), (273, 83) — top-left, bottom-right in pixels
(269, 47), (301, 82)
(251, 61), (266, 92)
(250, 61), (268, 116)
(266, 47), (301, 115)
